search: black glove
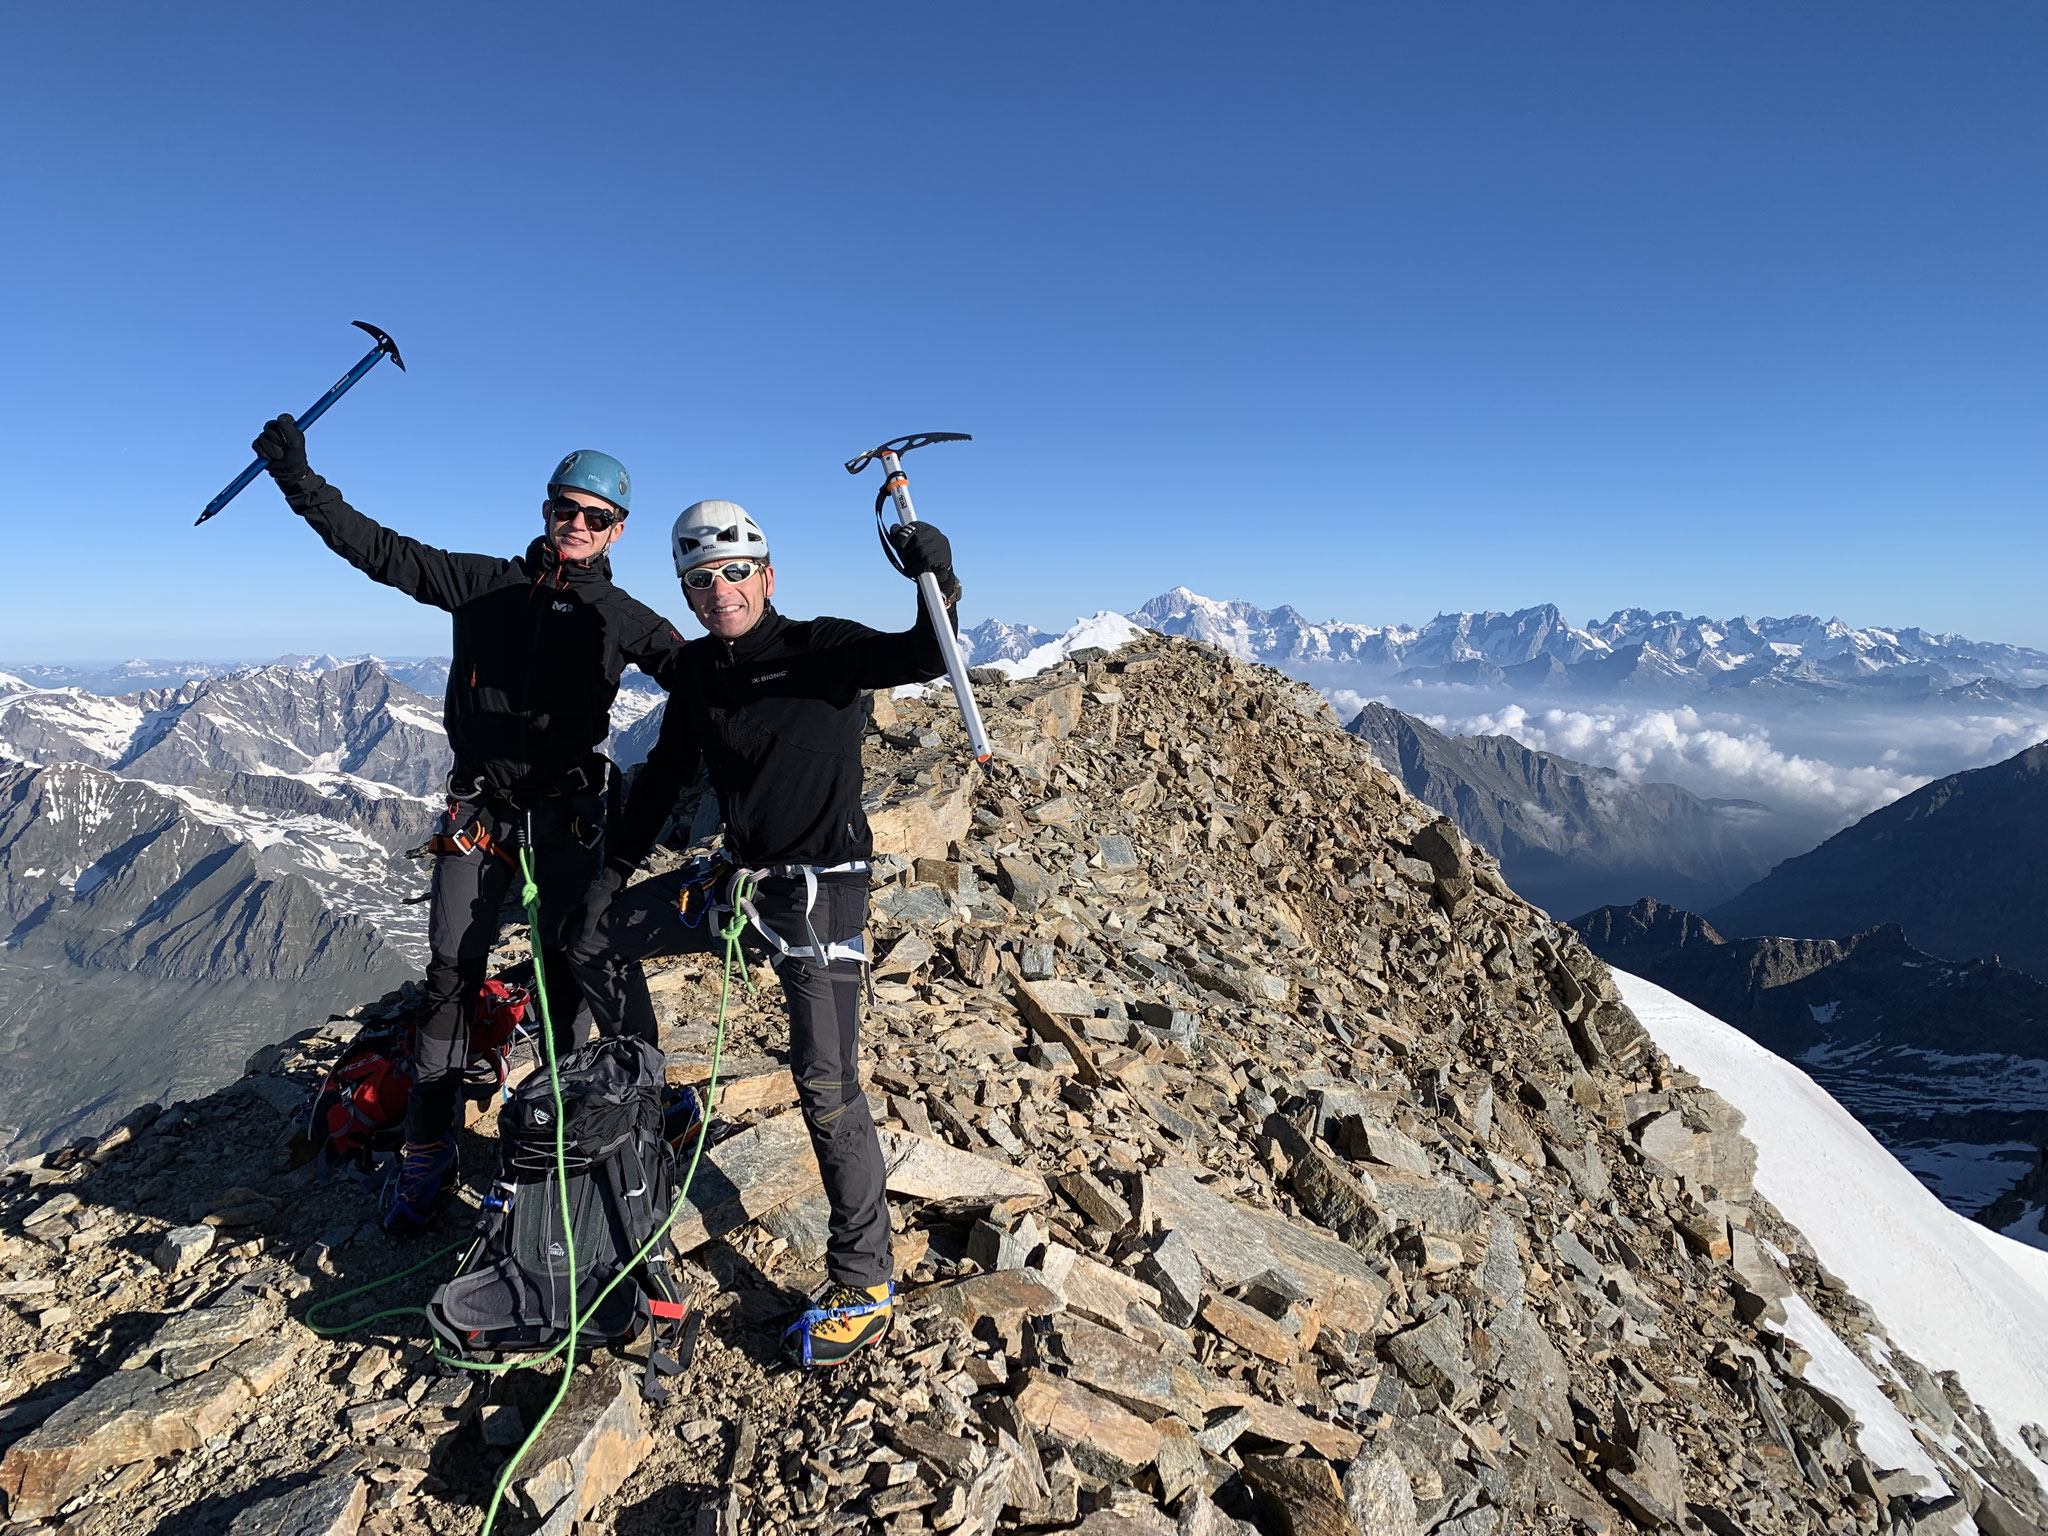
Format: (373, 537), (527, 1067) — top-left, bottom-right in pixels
(252, 414), (311, 485)
(888, 522), (960, 604)
(567, 862), (629, 960)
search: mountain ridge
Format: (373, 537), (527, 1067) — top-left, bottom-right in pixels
(0, 633), (2041, 1535)
(1346, 701), (1785, 915)
(1573, 897), (2048, 1220)
(1709, 741), (2048, 979)
(0, 760), (415, 1157)
(1124, 588), (2048, 701)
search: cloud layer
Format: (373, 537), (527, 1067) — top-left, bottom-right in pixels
(1329, 691), (2048, 837)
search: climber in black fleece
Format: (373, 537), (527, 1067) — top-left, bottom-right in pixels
(565, 498), (956, 1366)
(252, 414), (685, 1235)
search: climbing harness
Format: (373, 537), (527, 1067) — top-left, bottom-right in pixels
(676, 855), (872, 964)
(729, 861), (872, 968)
(303, 836), (755, 1536)
(780, 1281), (896, 1368)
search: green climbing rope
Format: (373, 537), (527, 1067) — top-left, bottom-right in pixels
(296, 849), (756, 1536)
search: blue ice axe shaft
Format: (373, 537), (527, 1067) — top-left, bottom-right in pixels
(195, 321), (406, 525)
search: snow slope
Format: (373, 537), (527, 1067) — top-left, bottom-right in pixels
(1617, 971), (2048, 1482)
(988, 612), (1148, 679)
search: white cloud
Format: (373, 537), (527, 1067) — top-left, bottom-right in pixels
(1427, 702), (1925, 827)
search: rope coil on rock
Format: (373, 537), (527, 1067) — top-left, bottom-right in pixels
(303, 850), (753, 1536)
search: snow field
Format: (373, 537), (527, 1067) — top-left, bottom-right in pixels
(1616, 972), (2048, 1487)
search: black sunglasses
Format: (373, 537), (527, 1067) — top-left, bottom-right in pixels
(546, 497), (626, 531)
(682, 560), (766, 590)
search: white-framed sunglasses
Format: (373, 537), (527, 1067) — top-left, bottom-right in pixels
(682, 560), (765, 590)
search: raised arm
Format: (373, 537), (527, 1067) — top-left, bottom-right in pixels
(255, 414), (506, 612)
(766, 519), (962, 691)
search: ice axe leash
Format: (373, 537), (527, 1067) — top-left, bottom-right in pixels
(195, 320), (406, 525)
(845, 432), (992, 764)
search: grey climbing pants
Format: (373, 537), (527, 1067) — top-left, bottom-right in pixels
(568, 869), (892, 1290)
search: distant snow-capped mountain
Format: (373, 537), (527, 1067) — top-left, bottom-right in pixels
(0, 662), (452, 958)
(0, 653), (456, 698)
(961, 617), (1055, 667)
(1125, 588), (2048, 700)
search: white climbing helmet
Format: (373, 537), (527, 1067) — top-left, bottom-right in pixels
(671, 500), (769, 575)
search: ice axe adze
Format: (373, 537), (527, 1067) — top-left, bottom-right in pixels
(845, 432), (992, 764)
(195, 321), (406, 525)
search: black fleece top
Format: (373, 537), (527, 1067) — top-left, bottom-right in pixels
(279, 471), (686, 796)
(613, 601), (949, 870)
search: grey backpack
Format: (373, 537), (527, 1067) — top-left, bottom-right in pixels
(427, 1036), (691, 1399)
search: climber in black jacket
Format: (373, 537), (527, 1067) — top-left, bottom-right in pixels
(566, 498), (955, 1366)
(251, 413), (687, 1234)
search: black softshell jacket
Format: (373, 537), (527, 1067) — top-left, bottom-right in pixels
(280, 472), (686, 795)
(612, 602), (949, 870)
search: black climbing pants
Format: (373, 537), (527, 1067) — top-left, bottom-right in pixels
(567, 869), (893, 1290)
(412, 794), (604, 1144)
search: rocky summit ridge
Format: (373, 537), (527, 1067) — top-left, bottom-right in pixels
(0, 635), (2042, 1536)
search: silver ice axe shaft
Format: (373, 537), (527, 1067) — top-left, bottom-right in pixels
(845, 432), (992, 765)
(196, 321), (406, 526)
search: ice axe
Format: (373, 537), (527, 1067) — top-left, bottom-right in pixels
(845, 432), (992, 764)
(195, 321), (406, 525)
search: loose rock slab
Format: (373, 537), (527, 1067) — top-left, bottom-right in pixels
(515, 1368), (653, 1532)
(224, 1472), (368, 1536)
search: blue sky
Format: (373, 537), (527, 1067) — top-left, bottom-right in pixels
(3, 2), (2043, 659)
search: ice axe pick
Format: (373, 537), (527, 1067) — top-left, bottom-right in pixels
(845, 432), (992, 764)
(196, 321), (406, 525)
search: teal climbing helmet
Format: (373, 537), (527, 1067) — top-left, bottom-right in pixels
(548, 449), (631, 512)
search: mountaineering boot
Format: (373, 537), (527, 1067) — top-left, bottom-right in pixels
(664, 1083), (708, 1156)
(782, 1282), (894, 1368)
(380, 1138), (459, 1235)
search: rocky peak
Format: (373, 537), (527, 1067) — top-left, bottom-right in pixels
(1, 635), (2040, 1536)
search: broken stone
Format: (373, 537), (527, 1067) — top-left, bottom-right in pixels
(514, 1368), (653, 1530)
(1036, 1243), (1164, 1332)
(1012, 1370), (1164, 1487)
(123, 1292), (281, 1378)
(1141, 1167), (1390, 1335)
(154, 1223), (216, 1277)
(875, 933), (937, 978)
(1016, 983), (1103, 1086)
(1545, 1137), (1611, 1202)
(1604, 1466), (1679, 1530)
(999, 856), (1058, 913)
(219, 1332), (306, 1397)
(1035, 1315), (1208, 1422)
(1381, 1312), (1477, 1407)
(1344, 1445), (1421, 1536)
(1135, 1229), (1205, 1327)
(1058, 1169), (1134, 1231)
(668, 1114), (1043, 1249)
(0, 1366), (245, 1521)
(1241, 1456), (1359, 1536)
(1096, 835), (1140, 871)
(224, 1472), (368, 1536)
(1200, 1293), (1298, 1363)
(926, 1270), (1063, 1348)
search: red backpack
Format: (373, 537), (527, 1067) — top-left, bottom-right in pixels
(297, 980), (531, 1173)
